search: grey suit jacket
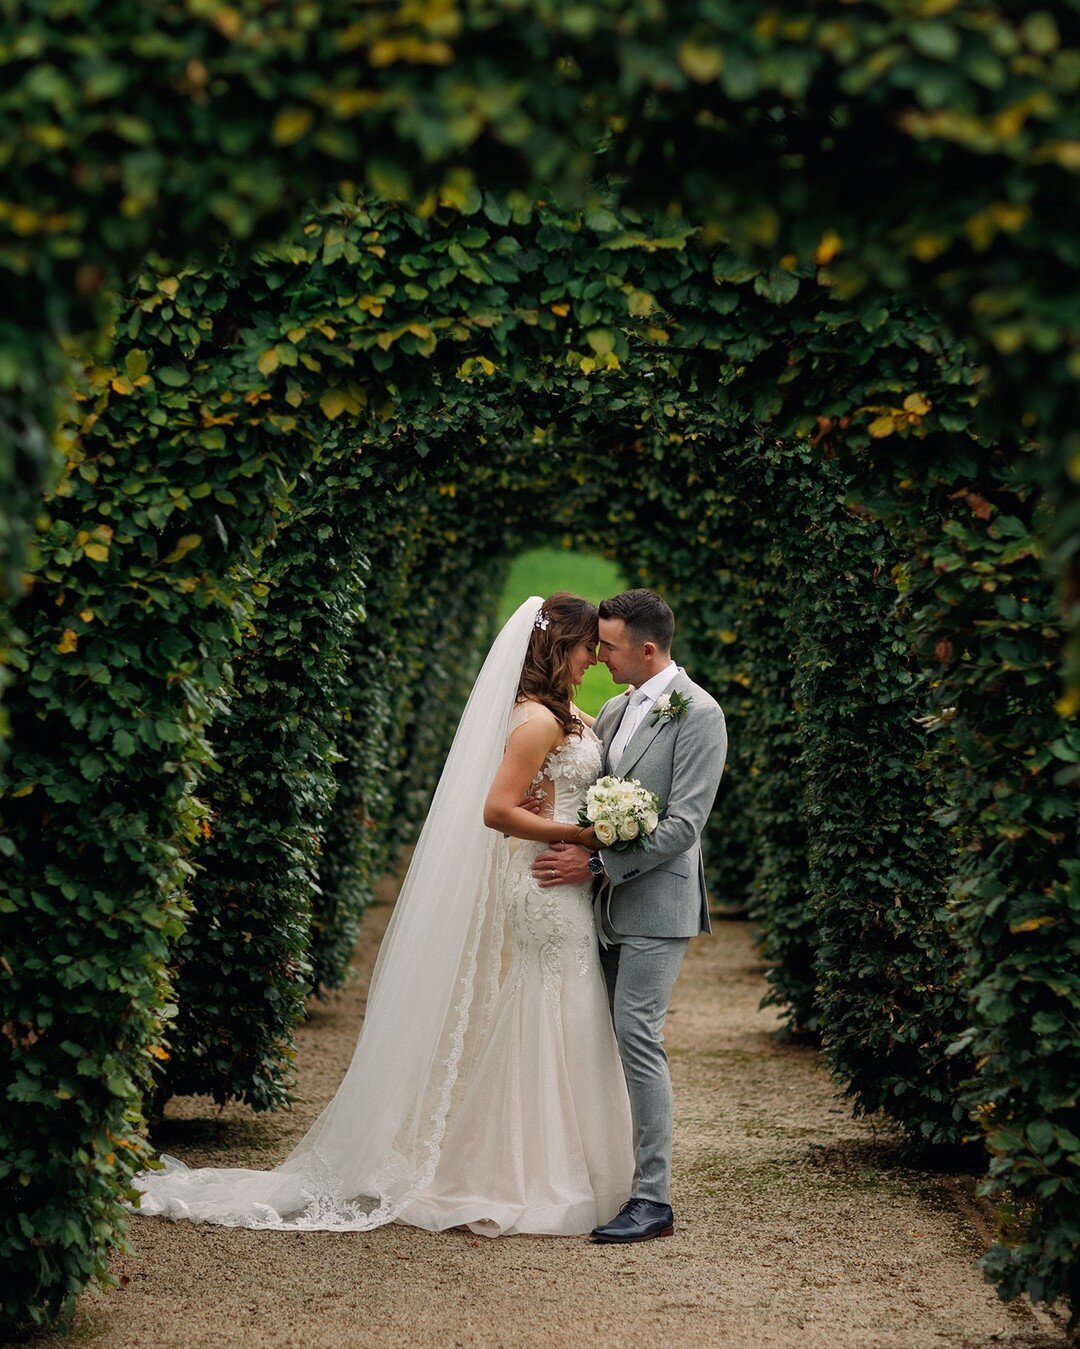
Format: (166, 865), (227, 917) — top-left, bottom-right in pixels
(593, 668), (727, 940)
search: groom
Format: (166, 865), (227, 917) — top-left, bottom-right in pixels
(534, 589), (727, 1243)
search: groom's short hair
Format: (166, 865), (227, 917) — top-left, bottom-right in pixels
(599, 589), (675, 652)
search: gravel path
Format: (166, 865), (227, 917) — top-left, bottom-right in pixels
(45, 875), (1070, 1348)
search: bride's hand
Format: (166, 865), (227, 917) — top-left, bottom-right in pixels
(517, 792), (543, 815)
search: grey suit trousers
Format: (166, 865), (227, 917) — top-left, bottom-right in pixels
(600, 920), (689, 1205)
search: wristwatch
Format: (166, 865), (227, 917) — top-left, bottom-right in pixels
(586, 853), (606, 878)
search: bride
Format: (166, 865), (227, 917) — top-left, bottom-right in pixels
(133, 593), (634, 1236)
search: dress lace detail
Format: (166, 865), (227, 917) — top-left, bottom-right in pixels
(132, 687), (633, 1239)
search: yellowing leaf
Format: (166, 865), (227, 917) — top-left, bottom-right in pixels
(719, 630), (737, 643)
(677, 40), (725, 82)
(56, 628), (78, 654)
(10, 782), (36, 797)
(160, 534), (202, 565)
(912, 232), (950, 262)
(125, 349), (149, 379)
(320, 389), (348, 420)
(1010, 916), (1055, 934)
(147, 1045), (170, 1060)
(157, 276), (179, 298)
(587, 328), (615, 356)
(257, 348), (280, 376)
(815, 230), (842, 265)
(867, 415), (897, 439)
(84, 543), (110, 562)
(79, 608), (94, 623)
(550, 303), (570, 317)
(368, 37), (453, 67)
(271, 107), (315, 146)
(1055, 687), (1080, 718)
(903, 393), (932, 416)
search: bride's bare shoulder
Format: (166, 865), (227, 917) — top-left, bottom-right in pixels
(513, 697), (559, 720)
(508, 699), (561, 737)
(571, 703), (596, 729)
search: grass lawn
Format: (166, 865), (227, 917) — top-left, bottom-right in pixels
(498, 546), (626, 717)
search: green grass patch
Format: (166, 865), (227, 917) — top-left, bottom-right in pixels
(498, 546), (625, 717)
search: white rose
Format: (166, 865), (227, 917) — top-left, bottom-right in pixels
(654, 694), (672, 713)
(585, 801), (600, 821)
(594, 820), (617, 846)
(642, 809), (659, 834)
(618, 817), (640, 841)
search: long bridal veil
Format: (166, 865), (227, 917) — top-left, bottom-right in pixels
(133, 596), (545, 1230)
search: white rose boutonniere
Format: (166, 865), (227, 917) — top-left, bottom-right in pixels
(650, 689), (692, 727)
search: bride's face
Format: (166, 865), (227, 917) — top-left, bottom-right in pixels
(568, 638), (598, 686)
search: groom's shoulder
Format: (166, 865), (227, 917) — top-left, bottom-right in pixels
(680, 672), (724, 720)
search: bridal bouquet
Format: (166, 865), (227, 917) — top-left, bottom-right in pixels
(578, 775), (662, 852)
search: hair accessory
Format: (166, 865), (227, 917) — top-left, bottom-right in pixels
(533, 609), (550, 631)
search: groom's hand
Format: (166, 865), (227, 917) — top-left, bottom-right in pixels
(533, 843), (592, 888)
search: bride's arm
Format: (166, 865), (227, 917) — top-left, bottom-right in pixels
(484, 714), (588, 845)
(572, 702), (596, 729)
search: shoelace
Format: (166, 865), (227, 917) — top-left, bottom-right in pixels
(618, 1198), (663, 1219)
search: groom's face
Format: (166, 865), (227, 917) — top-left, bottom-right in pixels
(598, 617), (640, 687)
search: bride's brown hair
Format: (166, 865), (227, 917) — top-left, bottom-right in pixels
(516, 592), (598, 737)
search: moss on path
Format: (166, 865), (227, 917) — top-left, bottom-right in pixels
(43, 877), (1070, 1348)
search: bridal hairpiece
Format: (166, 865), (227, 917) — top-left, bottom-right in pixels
(534, 609), (550, 631)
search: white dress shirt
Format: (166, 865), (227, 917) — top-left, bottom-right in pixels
(608, 662), (680, 770)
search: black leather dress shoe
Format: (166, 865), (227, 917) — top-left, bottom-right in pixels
(590, 1198), (675, 1243)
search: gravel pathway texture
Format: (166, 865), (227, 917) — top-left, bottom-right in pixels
(41, 874), (1071, 1349)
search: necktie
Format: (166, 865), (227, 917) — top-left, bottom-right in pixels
(609, 689), (651, 770)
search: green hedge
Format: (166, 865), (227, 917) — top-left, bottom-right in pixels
(787, 458), (970, 1147)
(309, 532), (410, 995)
(902, 452), (1080, 1307)
(161, 488), (370, 1109)
(1, 190), (1075, 1334)
(4, 0), (1077, 704)
(0, 281), (314, 1328)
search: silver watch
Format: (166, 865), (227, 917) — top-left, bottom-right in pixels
(586, 853), (606, 877)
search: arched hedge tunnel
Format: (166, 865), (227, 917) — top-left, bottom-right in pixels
(0, 198), (1075, 1329)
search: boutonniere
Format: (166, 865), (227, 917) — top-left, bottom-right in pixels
(650, 690), (692, 726)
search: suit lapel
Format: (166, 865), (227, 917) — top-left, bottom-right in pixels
(617, 669), (691, 776)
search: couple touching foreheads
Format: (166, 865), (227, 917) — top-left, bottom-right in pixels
(134, 589), (727, 1246)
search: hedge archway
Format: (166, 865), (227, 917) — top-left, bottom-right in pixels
(1, 197), (1075, 1332)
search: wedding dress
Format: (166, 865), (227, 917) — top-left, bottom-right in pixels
(132, 597), (633, 1236)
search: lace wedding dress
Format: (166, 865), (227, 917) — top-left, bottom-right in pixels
(398, 706), (633, 1235)
(132, 598), (633, 1237)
